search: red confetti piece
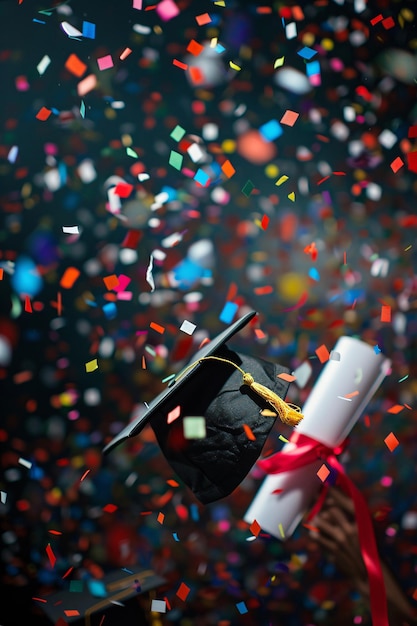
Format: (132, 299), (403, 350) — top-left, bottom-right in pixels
(122, 229), (142, 249)
(380, 305), (391, 322)
(408, 125), (417, 138)
(24, 295), (32, 313)
(254, 285), (273, 295)
(114, 182), (134, 197)
(261, 215), (269, 230)
(282, 290), (308, 312)
(46, 543), (56, 568)
(176, 582), (190, 601)
(62, 566), (74, 579)
(384, 432), (399, 452)
(64, 610), (81, 617)
(150, 321), (165, 334)
(370, 14), (383, 25)
(382, 16), (395, 29)
(249, 519), (261, 537)
(173, 59), (188, 70)
(390, 156), (404, 173)
(36, 106), (52, 121)
(195, 12), (211, 25)
(80, 469), (90, 482)
(315, 344), (330, 363)
(167, 479), (180, 487)
(32, 597), (47, 603)
(407, 151), (417, 173)
(48, 530), (62, 535)
(103, 503), (117, 513)
(187, 39), (204, 55)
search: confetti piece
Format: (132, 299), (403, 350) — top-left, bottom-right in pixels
(277, 372), (296, 382)
(61, 21), (83, 38)
(1, 491), (6, 504)
(103, 275), (119, 290)
(24, 295), (32, 313)
(195, 12), (211, 25)
(236, 601), (248, 615)
(219, 301), (238, 324)
(157, 512), (165, 524)
(259, 119), (282, 141)
(282, 291), (308, 312)
(274, 56), (285, 68)
(46, 543), (56, 568)
(183, 416), (206, 439)
(65, 54), (87, 77)
(384, 432), (399, 452)
(242, 179), (255, 196)
(249, 519), (261, 537)
(18, 457), (32, 469)
(275, 175), (289, 186)
(176, 582), (190, 601)
(288, 191), (296, 202)
(114, 182), (134, 197)
(146, 254), (155, 292)
(151, 599), (166, 613)
(194, 169), (210, 186)
(315, 344), (330, 363)
(229, 61), (241, 71)
(156, 0), (180, 21)
(97, 55), (114, 71)
(150, 321), (165, 334)
(85, 359), (98, 373)
(167, 405), (181, 424)
(36, 106), (52, 121)
(169, 150), (183, 170)
(60, 267), (80, 289)
(381, 305), (391, 322)
(317, 463), (330, 482)
(390, 157), (404, 173)
(80, 469), (90, 482)
(280, 109), (299, 126)
(77, 74), (97, 96)
(243, 423), (256, 441)
(187, 39), (204, 55)
(387, 404), (404, 414)
(221, 160), (235, 178)
(37, 54), (51, 75)
(180, 320), (196, 335)
(120, 47), (132, 60)
(103, 503), (117, 513)
(82, 20), (96, 38)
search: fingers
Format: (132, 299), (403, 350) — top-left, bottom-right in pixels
(325, 486), (355, 516)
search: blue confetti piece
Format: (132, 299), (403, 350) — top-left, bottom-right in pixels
(88, 580), (107, 598)
(298, 46), (317, 60)
(236, 601), (248, 615)
(308, 267), (320, 281)
(190, 503), (199, 522)
(374, 345), (382, 354)
(219, 302), (239, 324)
(194, 168), (210, 186)
(173, 532), (180, 542)
(259, 119), (283, 142)
(11, 256), (43, 297)
(306, 60), (321, 77)
(82, 21), (96, 39)
(103, 302), (117, 319)
(214, 43), (226, 53)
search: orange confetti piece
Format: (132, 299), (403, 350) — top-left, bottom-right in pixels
(254, 328), (266, 340)
(226, 282), (238, 302)
(167, 479), (180, 487)
(157, 512), (165, 524)
(345, 390), (359, 398)
(36, 106), (52, 121)
(141, 355), (146, 369)
(249, 519), (261, 537)
(384, 432), (399, 452)
(317, 464), (330, 482)
(188, 66), (205, 85)
(176, 582), (190, 601)
(120, 47), (132, 60)
(150, 321), (165, 334)
(0, 268), (3, 280)
(221, 159), (236, 178)
(48, 530), (62, 536)
(187, 39), (204, 55)
(243, 423), (256, 441)
(80, 469), (91, 482)
(103, 274), (119, 290)
(380, 305), (391, 322)
(64, 53), (87, 77)
(280, 110), (299, 126)
(46, 543), (56, 567)
(64, 610), (81, 617)
(315, 344), (330, 363)
(277, 372), (296, 382)
(387, 404), (403, 414)
(60, 267), (80, 289)
(167, 405), (181, 424)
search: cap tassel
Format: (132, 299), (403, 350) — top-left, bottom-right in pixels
(242, 373), (303, 427)
(175, 355), (304, 428)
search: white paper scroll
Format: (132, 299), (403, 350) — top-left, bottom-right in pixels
(244, 336), (392, 539)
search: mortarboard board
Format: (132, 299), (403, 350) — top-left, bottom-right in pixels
(103, 310), (303, 504)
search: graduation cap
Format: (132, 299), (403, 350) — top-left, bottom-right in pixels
(103, 310), (303, 504)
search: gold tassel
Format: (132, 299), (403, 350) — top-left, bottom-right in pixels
(175, 355), (304, 427)
(242, 373), (304, 427)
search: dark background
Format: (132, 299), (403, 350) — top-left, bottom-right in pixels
(1, 0), (417, 624)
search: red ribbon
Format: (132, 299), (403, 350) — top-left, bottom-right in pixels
(257, 432), (389, 626)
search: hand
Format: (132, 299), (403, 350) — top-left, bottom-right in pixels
(309, 486), (417, 625)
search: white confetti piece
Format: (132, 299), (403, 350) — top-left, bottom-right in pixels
(180, 320), (196, 335)
(151, 599), (166, 613)
(146, 254), (155, 292)
(37, 54), (51, 75)
(18, 457), (32, 470)
(62, 225), (80, 234)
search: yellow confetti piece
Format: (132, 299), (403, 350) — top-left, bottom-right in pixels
(274, 56), (285, 68)
(275, 175), (289, 186)
(278, 523), (285, 538)
(210, 37), (218, 48)
(288, 192), (296, 202)
(229, 61), (241, 71)
(85, 359), (98, 373)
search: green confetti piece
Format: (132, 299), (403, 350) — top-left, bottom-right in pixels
(170, 125), (186, 141)
(169, 150), (183, 170)
(242, 179), (255, 197)
(126, 147), (138, 158)
(70, 580), (83, 592)
(80, 100), (85, 118)
(162, 373), (176, 384)
(183, 416), (206, 439)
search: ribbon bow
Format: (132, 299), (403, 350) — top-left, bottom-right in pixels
(257, 432), (389, 626)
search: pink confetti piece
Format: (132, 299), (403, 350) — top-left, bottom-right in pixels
(97, 55), (114, 71)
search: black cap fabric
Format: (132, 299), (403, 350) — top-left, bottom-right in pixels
(103, 310), (301, 503)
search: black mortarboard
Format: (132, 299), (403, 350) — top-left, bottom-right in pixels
(103, 310), (303, 504)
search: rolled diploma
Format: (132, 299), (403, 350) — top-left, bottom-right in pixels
(244, 336), (392, 539)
